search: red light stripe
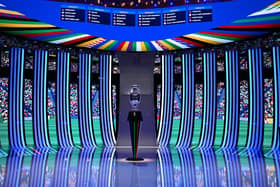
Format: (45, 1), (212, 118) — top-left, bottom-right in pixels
(19, 30), (74, 37)
(175, 37), (205, 47)
(217, 23), (280, 29)
(199, 31), (254, 38)
(61, 35), (94, 45)
(116, 41), (126, 51)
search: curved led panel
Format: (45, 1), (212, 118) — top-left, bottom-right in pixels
(0, 0), (279, 51)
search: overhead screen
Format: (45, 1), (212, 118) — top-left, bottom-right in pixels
(0, 0), (275, 40)
(0, 0), (279, 51)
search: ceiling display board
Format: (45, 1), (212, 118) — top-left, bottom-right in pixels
(0, 0), (279, 51)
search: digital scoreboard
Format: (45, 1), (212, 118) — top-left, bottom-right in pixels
(88, 9), (110, 25)
(61, 7), (85, 22)
(112, 12), (135, 26)
(138, 12), (161, 27)
(163, 9), (186, 25)
(188, 7), (213, 23)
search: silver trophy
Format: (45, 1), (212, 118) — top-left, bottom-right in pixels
(129, 85), (141, 110)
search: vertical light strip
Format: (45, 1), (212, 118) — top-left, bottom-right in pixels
(108, 55), (116, 144)
(100, 55), (108, 146)
(247, 48), (264, 149)
(199, 52), (217, 148)
(79, 53), (96, 147)
(56, 51), (74, 147)
(248, 151), (267, 186)
(200, 148), (219, 186)
(97, 148), (116, 187)
(56, 52), (64, 147)
(272, 46), (280, 149)
(157, 54), (174, 146)
(100, 54), (116, 147)
(157, 147), (175, 187)
(157, 55), (165, 143)
(8, 48), (26, 148)
(177, 148), (196, 186)
(33, 50), (50, 148)
(222, 50), (239, 148)
(176, 53), (195, 147)
(222, 149), (242, 186)
(65, 53), (73, 146)
(79, 54), (86, 146)
(43, 52), (50, 147)
(53, 148), (73, 186)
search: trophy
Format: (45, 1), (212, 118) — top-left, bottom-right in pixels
(127, 85), (143, 161)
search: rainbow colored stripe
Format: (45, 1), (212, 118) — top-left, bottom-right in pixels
(0, 2), (279, 52)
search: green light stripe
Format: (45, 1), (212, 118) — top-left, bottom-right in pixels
(104, 41), (118, 50)
(6, 29), (68, 35)
(234, 15), (280, 23)
(144, 42), (151, 51)
(43, 33), (83, 42)
(0, 19), (48, 25)
(196, 33), (242, 41)
(132, 42), (137, 51)
(162, 40), (180, 49)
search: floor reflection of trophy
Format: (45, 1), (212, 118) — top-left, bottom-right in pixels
(127, 85), (144, 161)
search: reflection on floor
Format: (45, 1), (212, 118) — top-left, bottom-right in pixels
(0, 147), (278, 186)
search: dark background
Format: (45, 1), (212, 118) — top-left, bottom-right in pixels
(117, 52), (156, 146)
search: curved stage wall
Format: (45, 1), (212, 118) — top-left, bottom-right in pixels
(0, 33), (279, 151)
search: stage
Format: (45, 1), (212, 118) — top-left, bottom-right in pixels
(0, 147), (277, 186)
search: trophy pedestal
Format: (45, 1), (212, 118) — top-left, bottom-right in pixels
(127, 111), (143, 161)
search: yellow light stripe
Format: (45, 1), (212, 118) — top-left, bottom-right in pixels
(184, 34), (221, 45)
(88, 38), (105, 47)
(0, 9), (24, 16)
(121, 41), (129, 51)
(140, 42), (147, 51)
(76, 38), (104, 47)
(0, 23), (55, 28)
(268, 1), (280, 8)
(158, 40), (175, 50)
(98, 40), (115, 50)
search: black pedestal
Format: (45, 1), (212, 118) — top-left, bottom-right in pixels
(127, 111), (143, 161)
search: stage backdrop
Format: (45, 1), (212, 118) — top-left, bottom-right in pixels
(117, 53), (156, 146)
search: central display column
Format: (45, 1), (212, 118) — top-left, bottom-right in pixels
(117, 53), (156, 147)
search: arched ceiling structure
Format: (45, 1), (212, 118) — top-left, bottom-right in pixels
(0, 0), (279, 51)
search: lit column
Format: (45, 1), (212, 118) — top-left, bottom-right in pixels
(247, 48), (263, 149)
(199, 51), (217, 148)
(157, 54), (174, 146)
(200, 148), (219, 186)
(222, 50), (239, 148)
(9, 48), (26, 148)
(79, 53), (96, 147)
(272, 46), (280, 149)
(157, 147), (175, 186)
(100, 54), (116, 147)
(33, 50), (50, 148)
(56, 51), (74, 147)
(176, 53), (195, 147)
(222, 149), (242, 186)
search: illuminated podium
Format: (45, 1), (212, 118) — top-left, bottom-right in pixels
(127, 111), (143, 161)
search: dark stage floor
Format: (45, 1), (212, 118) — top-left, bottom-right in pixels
(0, 147), (278, 186)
